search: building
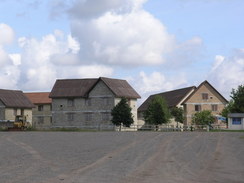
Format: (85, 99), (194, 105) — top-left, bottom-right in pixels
(0, 89), (34, 125)
(49, 77), (141, 128)
(138, 80), (228, 126)
(25, 92), (52, 129)
(138, 86), (195, 127)
(228, 113), (244, 130)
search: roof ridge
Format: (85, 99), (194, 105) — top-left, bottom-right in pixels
(151, 86), (196, 96)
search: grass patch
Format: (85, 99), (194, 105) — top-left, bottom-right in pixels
(210, 129), (244, 132)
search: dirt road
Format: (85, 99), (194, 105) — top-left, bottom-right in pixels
(0, 132), (244, 183)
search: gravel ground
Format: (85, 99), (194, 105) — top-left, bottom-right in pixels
(0, 131), (244, 183)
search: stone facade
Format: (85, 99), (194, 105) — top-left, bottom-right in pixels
(183, 82), (227, 125)
(51, 80), (139, 128)
(32, 104), (52, 129)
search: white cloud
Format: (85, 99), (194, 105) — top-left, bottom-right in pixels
(208, 49), (244, 98)
(22, 66), (57, 91)
(0, 65), (20, 89)
(166, 36), (204, 67)
(67, 0), (148, 19)
(211, 55), (225, 71)
(0, 23), (15, 45)
(70, 6), (175, 66)
(133, 71), (188, 103)
(76, 65), (113, 78)
(0, 47), (11, 67)
(15, 30), (114, 91)
(49, 0), (203, 68)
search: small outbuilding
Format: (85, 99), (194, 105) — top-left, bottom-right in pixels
(228, 113), (244, 130)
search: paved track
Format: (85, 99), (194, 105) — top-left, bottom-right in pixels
(0, 132), (244, 183)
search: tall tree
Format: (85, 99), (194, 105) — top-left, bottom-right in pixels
(143, 95), (171, 126)
(111, 97), (134, 129)
(170, 107), (184, 127)
(230, 85), (244, 113)
(192, 110), (215, 125)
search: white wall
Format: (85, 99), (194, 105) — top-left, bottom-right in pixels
(228, 117), (244, 130)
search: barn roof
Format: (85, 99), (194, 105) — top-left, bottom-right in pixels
(0, 89), (35, 108)
(49, 77), (140, 99)
(138, 86), (195, 112)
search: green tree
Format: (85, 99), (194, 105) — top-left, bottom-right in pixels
(192, 110), (215, 125)
(170, 107), (184, 127)
(111, 97), (134, 129)
(221, 99), (234, 120)
(143, 95), (171, 127)
(229, 85), (244, 113)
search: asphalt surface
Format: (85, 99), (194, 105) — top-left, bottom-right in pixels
(0, 132), (244, 183)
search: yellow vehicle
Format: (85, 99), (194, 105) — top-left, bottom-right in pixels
(8, 116), (30, 130)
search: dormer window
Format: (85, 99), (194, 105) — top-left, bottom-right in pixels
(202, 93), (208, 100)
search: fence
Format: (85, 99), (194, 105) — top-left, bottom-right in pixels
(50, 124), (228, 132)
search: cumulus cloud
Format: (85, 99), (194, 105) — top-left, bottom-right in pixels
(70, 10), (174, 66)
(208, 49), (244, 98)
(49, 0), (205, 68)
(0, 23), (15, 45)
(132, 71), (188, 103)
(0, 23), (19, 89)
(16, 31), (113, 91)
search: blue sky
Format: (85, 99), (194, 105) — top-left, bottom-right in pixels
(0, 0), (244, 103)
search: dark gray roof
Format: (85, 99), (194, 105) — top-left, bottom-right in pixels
(49, 79), (97, 98)
(100, 77), (141, 99)
(0, 89), (35, 108)
(49, 77), (140, 99)
(228, 113), (244, 118)
(138, 86), (195, 112)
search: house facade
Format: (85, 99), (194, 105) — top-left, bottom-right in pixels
(138, 81), (228, 126)
(0, 89), (34, 125)
(49, 77), (140, 128)
(25, 92), (52, 129)
(182, 81), (228, 125)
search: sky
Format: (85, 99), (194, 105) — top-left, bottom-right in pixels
(0, 0), (244, 104)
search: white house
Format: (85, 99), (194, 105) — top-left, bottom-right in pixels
(228, 113), (244, 130)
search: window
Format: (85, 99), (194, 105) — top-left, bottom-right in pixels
(67, 99), (74, 107)
(85, 113), (92, 121)
(103, 97), (110, 105)
(38, 105), (43, 111)
(102, 113), (110, 121)
(67, 113), (74, 121)
(232, 118), (242, 125)
(211, 104), (218, 111)
(202, 93), (209, 100)
(37, 116), (44, 124)
(85, 98), (92, 106)
(195, 105), (201, 112)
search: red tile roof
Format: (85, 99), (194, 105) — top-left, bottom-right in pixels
(0, 89), (35, 108)
(25, 92), (52, 104)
